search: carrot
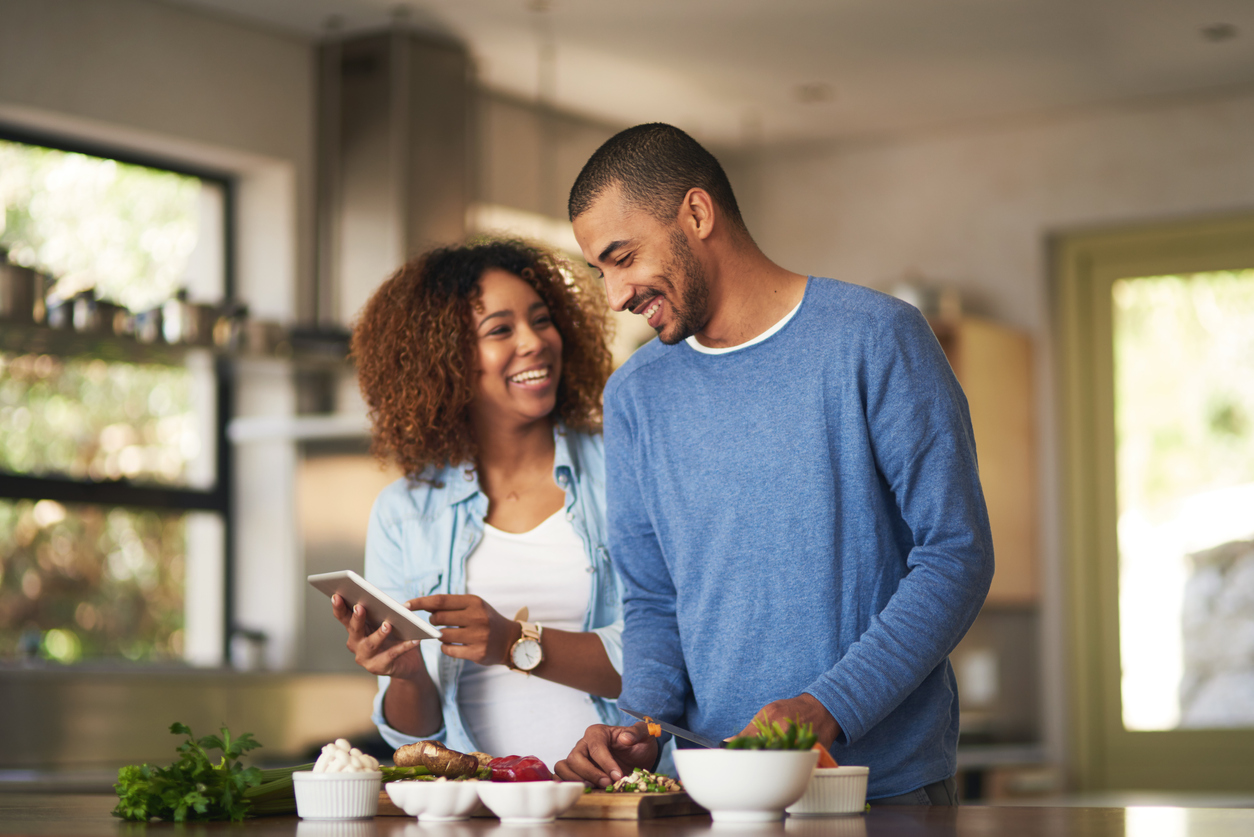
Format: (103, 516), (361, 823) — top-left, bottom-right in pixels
(644, 716), (662, 738)
(812, 743), (838, 768)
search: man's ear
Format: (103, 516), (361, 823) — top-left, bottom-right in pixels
(680, 188), (716, 241)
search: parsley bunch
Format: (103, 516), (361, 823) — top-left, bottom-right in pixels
(724, 717), (818, 750)
(113, 722), (264, 822)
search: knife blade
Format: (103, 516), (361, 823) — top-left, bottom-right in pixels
(619, 706), (726, 749)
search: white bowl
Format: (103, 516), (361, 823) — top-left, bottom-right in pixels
(292, 771), (382, 820)
(673, 749), (818, 823)
(385, 779), (482, 821)
(785, 767), (869, 817)
(474, 781), (586, 824)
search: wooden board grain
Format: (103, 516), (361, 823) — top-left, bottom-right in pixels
(377, 789), (705, 820)
(560, 790), (705, 820)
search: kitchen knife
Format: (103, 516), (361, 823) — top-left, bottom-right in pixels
(619, 706), (726, 749)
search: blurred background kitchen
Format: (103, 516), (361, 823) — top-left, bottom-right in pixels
(1, 0), (1252, 804)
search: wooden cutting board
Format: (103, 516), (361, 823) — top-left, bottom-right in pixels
(377, 789), (705, 820)
(560, 790), (705, 820)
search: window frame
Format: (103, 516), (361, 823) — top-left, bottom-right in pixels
(0, 124), (237, 664)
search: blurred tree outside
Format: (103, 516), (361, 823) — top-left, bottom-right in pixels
(1113, 270), (1254, 730)
(0, 500), (185, 663)
(0, 139), (200, 311)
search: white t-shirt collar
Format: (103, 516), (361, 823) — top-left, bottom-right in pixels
(685, 294), (804, 355)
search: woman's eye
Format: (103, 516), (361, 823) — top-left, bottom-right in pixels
(487, 325), (510, 337)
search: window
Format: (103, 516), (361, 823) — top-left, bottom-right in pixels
(0, 131), (230, 666)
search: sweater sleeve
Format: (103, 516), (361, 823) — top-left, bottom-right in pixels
(605, 382), (692, 724)
(803, 305), (995, 745)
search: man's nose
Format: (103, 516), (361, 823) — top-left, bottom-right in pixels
(604, 275), (632, 312)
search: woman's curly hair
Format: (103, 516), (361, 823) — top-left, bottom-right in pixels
(352, 237), (613, 481)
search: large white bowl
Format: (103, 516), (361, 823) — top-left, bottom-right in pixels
(385, 778), (483, 821)
(474, 781), (586, 824)
(673, 749), (819, 823)
(786, 766), (869, 816)
(292, 771), (382, 820)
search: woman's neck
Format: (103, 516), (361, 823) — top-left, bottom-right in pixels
(474, 417), (566, 533)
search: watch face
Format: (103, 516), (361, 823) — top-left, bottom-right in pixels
(511, 639), (542, 671)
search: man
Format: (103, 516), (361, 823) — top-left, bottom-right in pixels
(553, 123), (993, 804)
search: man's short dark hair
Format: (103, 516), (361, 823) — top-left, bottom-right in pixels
(568, 123), (747, 233)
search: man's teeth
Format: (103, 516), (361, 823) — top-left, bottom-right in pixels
(643, 299), (662, 319)
(509, 368), (550, 383)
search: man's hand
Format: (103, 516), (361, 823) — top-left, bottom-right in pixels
(554, 722), (659, 788)
(735, 694), (840, 748)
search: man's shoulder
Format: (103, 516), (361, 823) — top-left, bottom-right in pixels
(804, 276), (917, 321)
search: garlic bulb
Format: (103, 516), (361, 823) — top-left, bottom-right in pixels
(312, 738), (380, 773)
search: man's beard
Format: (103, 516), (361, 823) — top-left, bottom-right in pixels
(655, 227), (710, 345)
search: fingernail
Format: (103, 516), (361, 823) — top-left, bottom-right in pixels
(381, 622), (390, 633)
(610, 770), (622, 782)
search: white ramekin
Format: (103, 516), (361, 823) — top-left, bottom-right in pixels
(292, 771), (383, 820)
(786, 766), (870, 816)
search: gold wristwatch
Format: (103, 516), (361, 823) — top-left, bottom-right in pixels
(508, 606), (544, 672)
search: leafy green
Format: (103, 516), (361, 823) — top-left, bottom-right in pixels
(112, 722), (265, 822)
(724, 717), (817, 751)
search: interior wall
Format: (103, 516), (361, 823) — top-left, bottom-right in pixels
(738, 87), (1254, 775)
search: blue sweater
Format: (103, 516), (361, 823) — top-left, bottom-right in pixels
(604, 276), (994, 799)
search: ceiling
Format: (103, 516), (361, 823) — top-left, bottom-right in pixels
(168, 0), (1254, 148)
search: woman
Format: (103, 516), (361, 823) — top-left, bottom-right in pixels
(335, 238), (619, 769)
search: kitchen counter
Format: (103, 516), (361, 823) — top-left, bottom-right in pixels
(3, 794), (1253, 837)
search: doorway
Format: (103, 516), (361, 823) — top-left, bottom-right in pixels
(1056, 213), (1254, 791)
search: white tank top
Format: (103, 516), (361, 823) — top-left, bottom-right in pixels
(457, 509), (603, 770)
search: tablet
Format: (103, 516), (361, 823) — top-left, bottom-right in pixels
(307, 570), (442, 642)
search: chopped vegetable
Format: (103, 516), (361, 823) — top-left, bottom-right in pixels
(488, 755), (553, 782)
(723, 716), (818, 751)
(812, 743), (839, 768)
(605, 768), (682, 793)
(644, 716), (662, 738)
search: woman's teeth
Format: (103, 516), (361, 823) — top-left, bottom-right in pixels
(509, 368), (550, 384)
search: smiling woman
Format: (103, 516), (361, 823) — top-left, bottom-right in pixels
(330, 238), (633, 772)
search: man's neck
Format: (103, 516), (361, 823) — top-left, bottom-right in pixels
(692, 250), (808, 349)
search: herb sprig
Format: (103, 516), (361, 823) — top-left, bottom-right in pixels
(724, 716), (818, 750)
(113, 722), (265, 822)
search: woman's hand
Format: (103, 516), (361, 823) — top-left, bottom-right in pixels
(413, 594), (519, 667)
(331, 593), (427, 681)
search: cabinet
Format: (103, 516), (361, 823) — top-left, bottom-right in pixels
(931, 317), (1038, 605)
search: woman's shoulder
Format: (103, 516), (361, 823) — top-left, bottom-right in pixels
(370, 464), (470, 524)
(557, 426), (605, 479)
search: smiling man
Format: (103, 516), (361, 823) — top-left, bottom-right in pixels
(553, 123), (995, 805)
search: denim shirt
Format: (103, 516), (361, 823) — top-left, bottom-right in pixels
(366, 426), (623, 755)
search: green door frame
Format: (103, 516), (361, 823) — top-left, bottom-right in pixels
(1055, 212), (1254, 792)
